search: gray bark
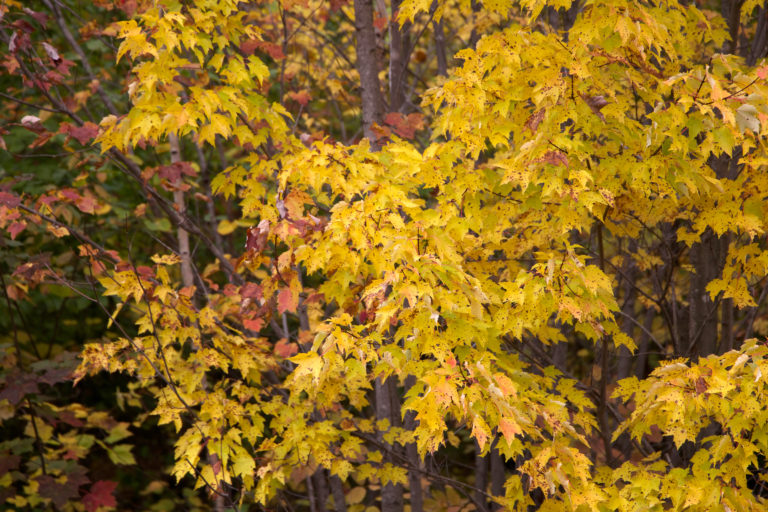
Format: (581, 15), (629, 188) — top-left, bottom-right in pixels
(375, 377), (404, 512)
(330, 475), (348, 512)
(434, 18), (448, 77)
(389, 0), (410, 112)
(354, 0), (386, 143)
(404, 376), (423, 512)
(489, 439), (504, 511)
(617, 240), (639, 380)
(721, 0), (744, 54)
(634, 308), (655, 379)
(748, 5), (768, 66)
(688, 232), (720, 358)
(312, 469), (330, 512)
(474, 441), (488, 512)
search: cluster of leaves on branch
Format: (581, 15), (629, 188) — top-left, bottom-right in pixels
(4, 0), (768, 510)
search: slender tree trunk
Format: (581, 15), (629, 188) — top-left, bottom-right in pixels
(312, 469), (330, 512)
(551, 335), (567, 370)
(617, 240), (638, 380)
(354, 0), (385, 143)
(689, 232), (719, 359)
(357, 4), (406, 507)
(375, 377), (404, 512)
(468, 0), (482, 49)
(389, 0), (410, 112)
(474, 441), (488, 512)
(722, 0), (744, 54)
(404, 377), (423, 512)
(489, 439), (504, 512)
(307, 474), (318, 512)
(634, 308), (655, 379)
(434, 18), (448, 77)
(193, 141), (224, 251)
(721, 297), (734, 353)
(748, 4), (768, 66)
(330, 475), (347, 512)
(169, 134), (195, 290)
(700, 151), (739, 356)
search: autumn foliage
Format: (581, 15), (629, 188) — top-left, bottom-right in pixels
(3, 0), (768, 510)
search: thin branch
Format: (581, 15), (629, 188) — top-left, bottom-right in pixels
(0, 91), (60, 113)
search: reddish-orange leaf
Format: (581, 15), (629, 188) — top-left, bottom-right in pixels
(277, 288), (297, 314)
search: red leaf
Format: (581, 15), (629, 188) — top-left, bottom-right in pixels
(0, 373), (38, 405)
(0, 453), (20, 476)
(329, 0), (349, 11)
(60, 188), (81, 201)
(36, 475), (80, 509)
(370, 123), (392, 142)
(383, 112), (402, 127)
(525, 109), (545, 134)
(285, 90), (311, 107)
(581, 94), (609, 121)
(23, 8), (49, 26)
(0, 191), (20, 208)
(383, 112), (423, 139)
(136, 266), (154, 279)
(211, 457), (222, 476)
(222, 283), (239, 297)
(245, 41), (286, 60)
(38, 366), (73, 386)
(695, 376), (708, 395)
(243, 317), (264, 331)
(274, 338), (298, 358)
(8, 221), (26, 240)
(538, 151), (569, 167)
(245, 219), (270, 252)
(277, 288), (297, 315)
(12, 19), (37, 34)
(82, 480), (117, 512)
(157, 161), (196, 182)
(60, 122), (99, 145)
(57, 410), (84, 428)
(75, 195), (97, 214)
(373, 12), (388, 31)
(8, 30), (32, 55)
(240, 282), (263, 300)
(239, 38), (260, 55)
(39, 195), (58, 208)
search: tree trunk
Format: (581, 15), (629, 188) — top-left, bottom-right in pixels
(434, 18), (448, 77)
(312, 469), (330, 512)
(688, 231), (719, 359)
(354, 0), (385, 143)
(633, 308), (655, 379)
(404, 377), (423, 512)
(748, 4), (768, 66)
(721, 0), (744, 54)
(617, 240), (638, 380)
(389, 0), (410, 112)
(376, 377), (404, 512)
(474, 441), (488, 512)
(169, 134), (195, 290)
(330, 475), (348, 512)
(489, 439), (504, 511)
(307, 473), (318, 512)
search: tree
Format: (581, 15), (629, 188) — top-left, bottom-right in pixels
(4, 0), (768, 510)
